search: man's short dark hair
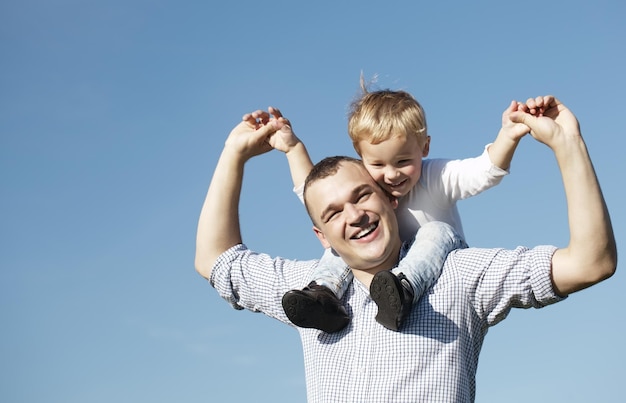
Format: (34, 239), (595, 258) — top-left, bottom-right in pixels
(303, 156), (363, 223)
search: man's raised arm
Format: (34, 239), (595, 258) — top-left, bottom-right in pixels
(194, 114), (276, 279)
(511, 96), (617, 295)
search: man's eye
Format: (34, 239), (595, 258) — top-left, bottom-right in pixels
(358, 192), (371, 202)
(326, 210), (340, 222)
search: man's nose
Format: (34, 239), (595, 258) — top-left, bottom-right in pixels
(345, 203), (366, 225)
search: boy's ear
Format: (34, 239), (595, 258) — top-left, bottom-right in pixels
(390, 197), (399, 209)
(313, 226), (331, 249)
(422, 136), (431, 157)
(381, 188), (400, 209)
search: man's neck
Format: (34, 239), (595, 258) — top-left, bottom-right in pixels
(349, 242), (404, 288)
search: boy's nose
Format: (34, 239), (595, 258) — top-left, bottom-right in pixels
(385, 168), (400, 180)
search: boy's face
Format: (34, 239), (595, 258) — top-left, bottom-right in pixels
(306, 162), (402, 274)
(357, 134), (430, 198)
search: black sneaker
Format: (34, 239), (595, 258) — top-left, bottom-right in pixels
(369, 271), (414, 331)
(282, 282), (350, 333)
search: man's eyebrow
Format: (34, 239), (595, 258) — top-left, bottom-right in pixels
(318, 184), (372, 222)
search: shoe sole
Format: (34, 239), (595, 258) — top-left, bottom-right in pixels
(370, 271), (403, 331)
(282, 291), (349, 333)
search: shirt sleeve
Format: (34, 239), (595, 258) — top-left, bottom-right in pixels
(210, 244), (318, 324)
(423, 144), (509, 203)
(450, 245), (565, 326)
(294, 183), (305, 204)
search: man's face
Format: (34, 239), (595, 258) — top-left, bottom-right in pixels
(306, 162), (402, 274)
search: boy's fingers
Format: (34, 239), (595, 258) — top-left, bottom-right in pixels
(509, 111), (534, 126)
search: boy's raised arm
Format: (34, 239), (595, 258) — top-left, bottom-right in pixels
(267, 106), (314, 189)
(487, 100), (532, 170)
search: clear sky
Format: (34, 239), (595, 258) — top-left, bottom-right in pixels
(1, 1), (624, 402)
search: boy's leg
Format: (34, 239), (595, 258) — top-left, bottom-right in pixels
(370, 221), (467, 331)
(309, 248), (354, 297)
(395, 221), (467, 303)
(282, 248), (352, 333)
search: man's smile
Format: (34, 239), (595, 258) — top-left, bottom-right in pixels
(351, 222), (379, 240)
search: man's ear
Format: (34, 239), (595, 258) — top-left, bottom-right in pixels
(422, 136), (431, 157)
(313, 226), (331, 249)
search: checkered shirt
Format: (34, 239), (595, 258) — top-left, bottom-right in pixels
(210, 243), (562, 402)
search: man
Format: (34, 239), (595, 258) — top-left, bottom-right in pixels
(195, 97), (616, 402)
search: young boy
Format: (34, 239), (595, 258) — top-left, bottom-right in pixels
(253, 84), (535, 332)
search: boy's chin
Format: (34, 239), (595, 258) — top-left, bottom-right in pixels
(387, 188), (408, 198)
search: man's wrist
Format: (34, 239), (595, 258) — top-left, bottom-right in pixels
(220, 145), (250, 168)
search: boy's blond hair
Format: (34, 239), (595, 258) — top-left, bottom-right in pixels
(348, 79), (428, 154)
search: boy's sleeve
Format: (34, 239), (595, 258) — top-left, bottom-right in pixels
(293, 183), (305, 204)
(425, 144), (509, 202)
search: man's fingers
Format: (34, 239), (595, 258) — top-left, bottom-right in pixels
(269, 106), (283, 118)
(242, 110), (272, 127)
(278, 116), (292, 127)
(242, 113), (257, 126)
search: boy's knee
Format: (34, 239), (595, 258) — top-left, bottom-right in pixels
(418, 221), (465, 247)
(419, 221), (455, 237)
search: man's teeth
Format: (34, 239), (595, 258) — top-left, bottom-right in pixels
(354, 223), (377, 239)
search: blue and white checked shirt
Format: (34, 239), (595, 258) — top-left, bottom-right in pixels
(210, 243), (562, 402)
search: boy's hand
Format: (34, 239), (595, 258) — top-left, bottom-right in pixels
(265, 106), (303, 154)
(500, 100), (531, 141)
(266, 106), (314, 188)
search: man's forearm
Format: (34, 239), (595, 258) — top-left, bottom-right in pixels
(195, 147), (246, 279)
(551, 135), (616, 295)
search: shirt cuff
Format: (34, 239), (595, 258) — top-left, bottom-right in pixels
(529, 245), (566, 306)
(483, 143), (511, 176)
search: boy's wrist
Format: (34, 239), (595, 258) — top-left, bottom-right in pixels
(285, 140), (306, 156)
(497, 127), (523, 144)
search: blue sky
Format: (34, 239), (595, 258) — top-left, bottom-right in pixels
(1, 1), (624, 402)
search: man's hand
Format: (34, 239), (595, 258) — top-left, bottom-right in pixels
(223, 112), (277, 161)
(510, 96), (581, 148)
(242, 106), (303, 154)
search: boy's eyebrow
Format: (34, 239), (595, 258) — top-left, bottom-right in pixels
(319, 184), (372, 221)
